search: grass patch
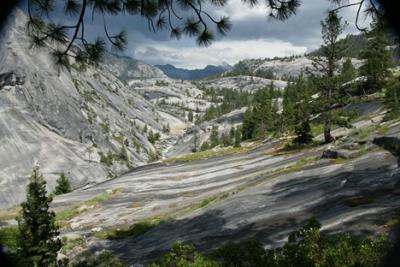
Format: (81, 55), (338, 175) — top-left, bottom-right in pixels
(164, 146), (250, 164)
(56, 188), (122, 228)
(280, 140), (323, 154)
(311, 123), (324, 136)
(344, 195), (375, 207)
(385, 208), (400, 228)
(94, 218), (164, 240)
(353, 124), (389, 140)
(279, 156), (318, 175)
(330, 157), (350, 164)
(61, 235), (85, 254)
(95, 191), (235, 240)
(0, 225), (19, 250)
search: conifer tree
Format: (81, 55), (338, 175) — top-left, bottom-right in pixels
(311, 11), (346, 143)
(385, 78), (400, 119)
(360, 19), (393, 93)
(234, 126), (242, 147)
(54, 172), (71, 195)
(210, 126), (219, 148)
(292, 76), (313, 144)
(282, 82), (297, 131)
(242, 108), (256, 141)
(18, 166), (62, 267)
(188, 110), (194, 122)
(294, 121), (313, 144)
(229, 127), (235, 141)
(339, 57), (357, 97)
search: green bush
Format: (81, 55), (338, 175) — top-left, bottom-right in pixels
(147, 241), (219, 267)
(54, 173), (72, 195)
(150, 219), (391, 267)
(70, 250), (126, 267)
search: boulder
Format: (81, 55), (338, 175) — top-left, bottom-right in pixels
(321, 149), (353, 159)
(373, 136), (400, 157)
(321, 149), (339, 159)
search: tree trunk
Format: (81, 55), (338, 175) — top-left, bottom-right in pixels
(324, 115), (334, 143)
(324, 86), (334, 143)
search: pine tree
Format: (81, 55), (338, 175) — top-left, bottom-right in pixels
(229, 127), (235, 141)
(385, 78), (400, 119)
(54, 173), (71, 195)
(360, 19), (393, 93)
(210, 126), (219, 147)
(294, 120), (313, 144)
(18, 167), (62, 267)
(188, 110), (194, 122)
(339, 58), (357, 97)
(242, 108), (256, 140)
(292, 76), (313, 144)
(311, 11), (346, 143)
(234, 126), (242, 147)
(282, 82), (297, 131)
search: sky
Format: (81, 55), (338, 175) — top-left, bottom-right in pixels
(20, 0), (371, 69)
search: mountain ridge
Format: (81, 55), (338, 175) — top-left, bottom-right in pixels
(156, 63), (231, 80)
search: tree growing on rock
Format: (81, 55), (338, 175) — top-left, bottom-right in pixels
(17, 166), (62, 267)
(339, 57), (357, 97)
(234, 126), (242, 147)
(188, 110), (194, 122)
(360, 19), (393, 94)
(54, 172), (71, 195)
(310, 11), (346, 143)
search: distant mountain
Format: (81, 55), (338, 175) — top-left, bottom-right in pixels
(155, 64), (231, 80)
(103, 53), (166, 82)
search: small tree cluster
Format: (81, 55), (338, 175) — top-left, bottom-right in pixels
(242, 83), (281, 140)
(148, 130), (161, 144)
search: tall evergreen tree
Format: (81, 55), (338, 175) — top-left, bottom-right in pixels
(311, 11), (346, 143)
(53, 172), (71, 195)
(282, 82), (297, 131)
(360, 19), (393, 93)
(210, 126), (219, 147)
(385, 78), (400, 119)
(188, 110), (194, 122)
(242, 108), (255, 141)
(18, 166), (62, 267)
(339, 57), (357, 97)
(234, 126), (242, 147)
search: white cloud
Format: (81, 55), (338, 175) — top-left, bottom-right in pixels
(133, 38), (307, 69)
(125, 0), (371, 68)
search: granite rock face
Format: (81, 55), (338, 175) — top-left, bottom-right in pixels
(0, 9), (176, 208)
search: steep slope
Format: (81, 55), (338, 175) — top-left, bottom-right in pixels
(0, 9), (170, 208)
(156, 64), (231, 80)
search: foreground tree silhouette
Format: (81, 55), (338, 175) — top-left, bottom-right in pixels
(17, 166), (62, 267)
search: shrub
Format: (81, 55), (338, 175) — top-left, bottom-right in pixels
(148, 241), (219, 267)
(54, 173), (72, 195)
